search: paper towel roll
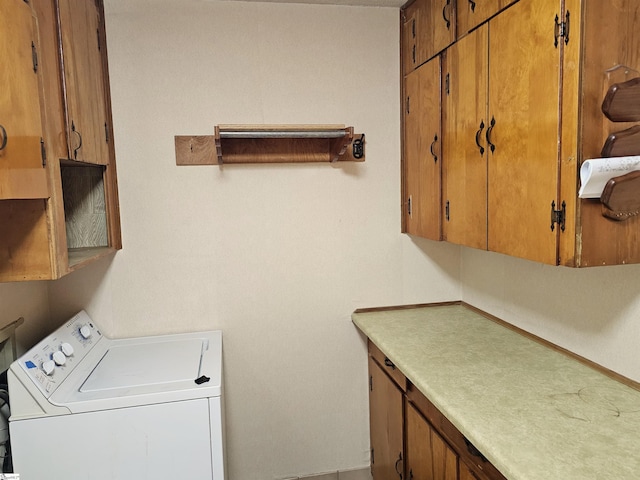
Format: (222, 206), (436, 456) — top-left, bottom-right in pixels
(578, 156), (640, 198)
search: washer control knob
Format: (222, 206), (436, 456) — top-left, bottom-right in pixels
(79, 324), (92, 339)
(61, 342), (74, 357)
(52, 351), (66, 366)
(42, 360), (55, 376)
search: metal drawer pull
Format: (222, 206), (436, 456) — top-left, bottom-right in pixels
(384, 357), (396, 370)
(0, 125), (7, 151)
(464, 437), (488, 462)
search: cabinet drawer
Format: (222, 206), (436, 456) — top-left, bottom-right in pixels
(407, 382), (506, 480)
(368, 341), (406, 391)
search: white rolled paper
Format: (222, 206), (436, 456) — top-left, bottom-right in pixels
(578, 156), (640, 198)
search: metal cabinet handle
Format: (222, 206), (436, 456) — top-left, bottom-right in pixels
(71, 121), (83, 160)
(430, 134), (438, 162)
(394, 452), (403, 479)
(442, 0), (451, 29)
(464, 437), (488, 462)
(384, 357), (396, 370)
(0, 125), (7, 151)
(468, 0), (476, 12)
(475, 120), (485, 155)
(485, 116), (496, 153)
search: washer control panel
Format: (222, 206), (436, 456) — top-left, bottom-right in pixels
(17, 310), (104, 398)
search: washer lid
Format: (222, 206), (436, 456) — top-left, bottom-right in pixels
(80, 338), (204, 392)
(49, 330), (222, 413)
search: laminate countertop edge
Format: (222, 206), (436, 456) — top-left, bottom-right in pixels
(352, 303), (640, 480)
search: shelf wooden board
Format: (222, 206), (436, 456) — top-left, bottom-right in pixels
(175, 124), (364, 165)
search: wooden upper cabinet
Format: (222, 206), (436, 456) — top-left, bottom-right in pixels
(57, 0), (110, 165)
(405, 401), (457, 480)
(456, 0), (517, 35)
(0, 0), (48, 200)
(402, 2), (419, 75)
(442, 25), (488, 249)
(369, 356), (404, 480)
(558, 0), (640, 266)
(405, 0), (640, 267)
(486, 0), (561, 265)
(402, 0), (456, 73)
(422, 0), (456, 61)
(0, 0), (121, 282)
(403, 58), (442, 241)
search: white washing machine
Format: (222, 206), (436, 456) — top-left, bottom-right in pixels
(7, 311), (225, 480)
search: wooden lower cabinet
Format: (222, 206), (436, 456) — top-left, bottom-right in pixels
(406, 400), (457, 480)
(369, 355), (404, 480)
(368, 342), (506, 480)
(459, 461), (480, 480)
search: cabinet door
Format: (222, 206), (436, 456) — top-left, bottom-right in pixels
(459, 461), (479, 480)
(418, 0), (456, 63)
(402, 2), (419, 75)
(369, 357), (404, 480)
(404, 0), (455, 69)
(457, 0), (517, 34)
(442, 25), (488, 249)
(0, 0), (48, 199)
(58, 0), (109, 165)
(405, 401), (457, 480)
(404, 58), (442, 241)
(487, 0), (561, 264)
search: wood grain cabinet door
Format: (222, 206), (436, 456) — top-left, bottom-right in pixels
(486, 0), (561, 265)
(0, 0), (48, 199)
(402, 2), (419, 75)
(442, 24), (488, 249)
(403, 0), (456, 69)
(457, 0), (517, 35)
(421, 0), (456, 62)
(459, 461), (479, 480)
(57, 0), (110, 165)
(405, 401), (457, 480)
(369, 357), (404, 480)
(403, 57), (442, 241)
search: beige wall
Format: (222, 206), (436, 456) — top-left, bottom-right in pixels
(47, 1), (461, 479)
(460, 249), (640, 383)
(0, 282), (50, 357)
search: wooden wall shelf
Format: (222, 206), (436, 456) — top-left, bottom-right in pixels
(175, 124), (364, 165)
